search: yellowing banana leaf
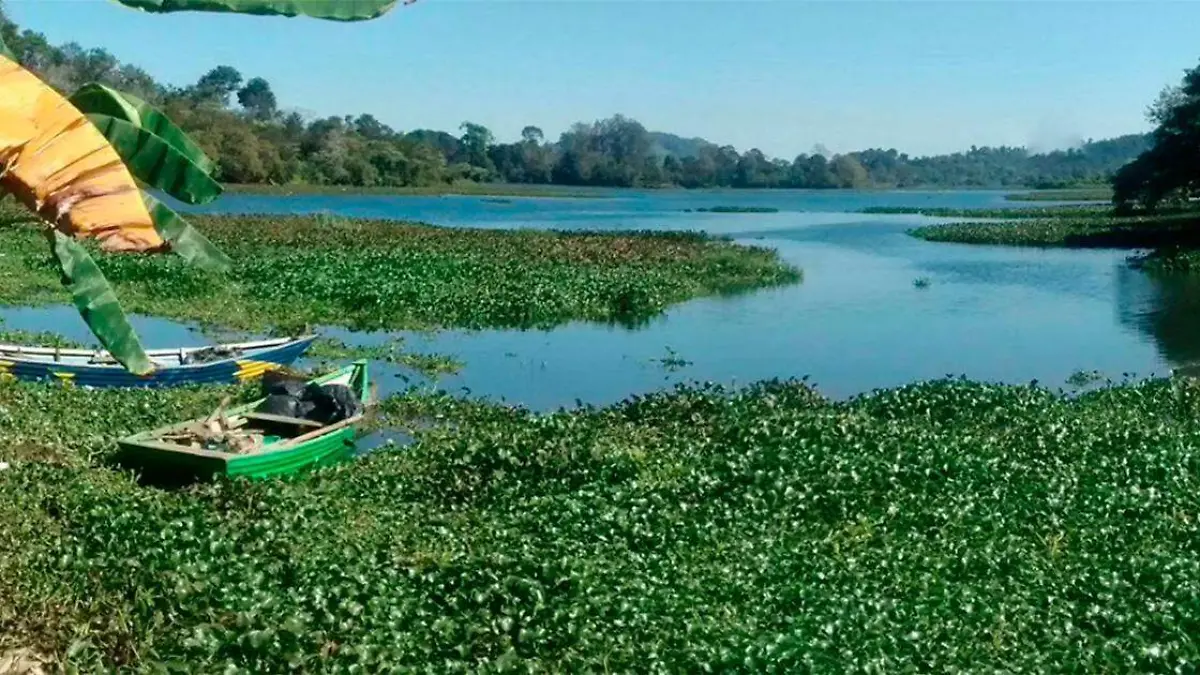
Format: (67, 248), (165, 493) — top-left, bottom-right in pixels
(0, 54), (164, 252)
(110, 0), (408, 20)
(143, 192), (231, 272)
(50, 230), (154, 375)
(85, 114), (222, 206)
(70, 83), (216, 175)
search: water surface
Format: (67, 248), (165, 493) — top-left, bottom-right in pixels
(7, 189), (1189, 410)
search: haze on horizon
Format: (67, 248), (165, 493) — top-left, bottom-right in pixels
(8, 0), (1197, 158)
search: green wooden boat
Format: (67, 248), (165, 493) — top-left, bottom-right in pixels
(117, 360), (374, 480)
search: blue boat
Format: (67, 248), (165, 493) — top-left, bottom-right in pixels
(0, 335), (317, 388)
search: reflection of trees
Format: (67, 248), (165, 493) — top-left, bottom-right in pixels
(1115, 263), (1200, 368)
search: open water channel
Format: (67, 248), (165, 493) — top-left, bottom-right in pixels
(3, 189), (1192, 411)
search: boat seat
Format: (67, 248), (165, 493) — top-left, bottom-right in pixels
(242, 412), (323, 429)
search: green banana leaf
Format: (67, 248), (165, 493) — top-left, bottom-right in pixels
(85, 113), (222, 206)
(0, 32), (13, 61)
(142, 192), (232, 272)
(70, 83), (216, 175)
(110, 0), (403, 20)
(50, 230), (155, 376)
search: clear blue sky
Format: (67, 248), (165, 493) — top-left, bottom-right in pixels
(8, 0), (1200, 157)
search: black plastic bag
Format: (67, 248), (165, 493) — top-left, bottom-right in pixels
(303, 383), (363, 425)
(262, 370), (308, 398)
(257, 394), (304, 418)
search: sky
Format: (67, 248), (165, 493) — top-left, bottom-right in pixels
(7, 0), (1200, 158)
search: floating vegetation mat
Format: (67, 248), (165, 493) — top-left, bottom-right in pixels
(4, 376), (1200, 670)
(0, 204), (799, 333)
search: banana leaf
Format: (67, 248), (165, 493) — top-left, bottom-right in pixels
(143, 192), (231, 272)
(70, 83), (216, 175)
(85, 114), (222, 206)
(50, 230), (154, 375)
(110, 0), (407, 20)
(0, 32), (13, 61)
(0, 54), (163, 253)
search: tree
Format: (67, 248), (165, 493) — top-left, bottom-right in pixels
(0, 0), (420, 372)
(831, 154), (870, 188)
(237, 76), (276, 120)
(521, 125), (544, 144)
(353, 113), (392, 140)
(459, 121), (495, 174)
(193, 65), (243, 107)
(1113, 59), (1200, 210)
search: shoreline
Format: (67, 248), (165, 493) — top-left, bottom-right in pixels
(223, 183), (1112, 201)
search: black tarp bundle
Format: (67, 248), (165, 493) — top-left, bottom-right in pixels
(257, 370), (363, 424)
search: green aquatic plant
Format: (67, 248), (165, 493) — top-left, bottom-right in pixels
(687, 206), (780, 213)
(308, 337), (463, 377)
(861, 205), (1114, 219)
(7, 376), (1200, 669)
(0, 329), (85, 349)
(909, 212), (1200, 248)
(0, 205), (800, 333)
(1065, 369), (1106, 388)
(1003, 187), (1114, 202)
(656, 346), (692, 371)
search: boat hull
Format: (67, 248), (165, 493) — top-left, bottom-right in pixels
(0, 336), (315, 388)
(116, 361), (372, 481)
(118, 426), (357, 480)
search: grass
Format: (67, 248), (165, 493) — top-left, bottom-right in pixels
(225, 183), (611, 199)
(1003, 187), (1114, 202)
(0, 204), (799, 334)
(7, 376), (1200, 670)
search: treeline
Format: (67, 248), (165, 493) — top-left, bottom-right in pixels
(1113, 59), (1200, 210)
(0, 11), (1149, 190)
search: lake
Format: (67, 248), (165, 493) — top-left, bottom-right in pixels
(5, 189), (1188, 411)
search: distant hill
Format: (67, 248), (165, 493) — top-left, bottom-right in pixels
(0, 8), (1153, 191)
(648, 131), (715, 159)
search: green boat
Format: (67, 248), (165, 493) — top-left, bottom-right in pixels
(117, 360), (374, 480)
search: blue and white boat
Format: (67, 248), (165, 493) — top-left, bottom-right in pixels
(0, 335), (317, 388)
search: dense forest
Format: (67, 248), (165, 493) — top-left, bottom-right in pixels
(1113, 59), (1200, 210)
(0, 10), (1149, 191)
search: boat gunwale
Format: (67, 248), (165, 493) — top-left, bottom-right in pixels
(0, 334), (317, 369)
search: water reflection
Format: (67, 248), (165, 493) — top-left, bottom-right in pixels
(1115, 264), (1200, 371)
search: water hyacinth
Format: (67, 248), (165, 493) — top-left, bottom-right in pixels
(0, 205), (800, 333)
(3, 377), (1200, 670)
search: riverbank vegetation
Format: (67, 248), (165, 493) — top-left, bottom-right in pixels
(1113, 59), (1200, 211)
(910, 212), (1200, 249)
(685, 206), (781, 213)
(0, 204), (799, 333)
(224, 183), (611, 199)
(1004, 187), (1113, 202)
(6, 375), (1200, 670)
(0, 11), (1145, 193)
(862, 205), (1113, 219)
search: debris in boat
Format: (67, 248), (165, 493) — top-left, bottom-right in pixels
(161, 396), (265, 454)
(304, 382), (363, 424)
(0, 648), (50, 675)
(256, 372), (363, 425)
(181, 345), (241, 364)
